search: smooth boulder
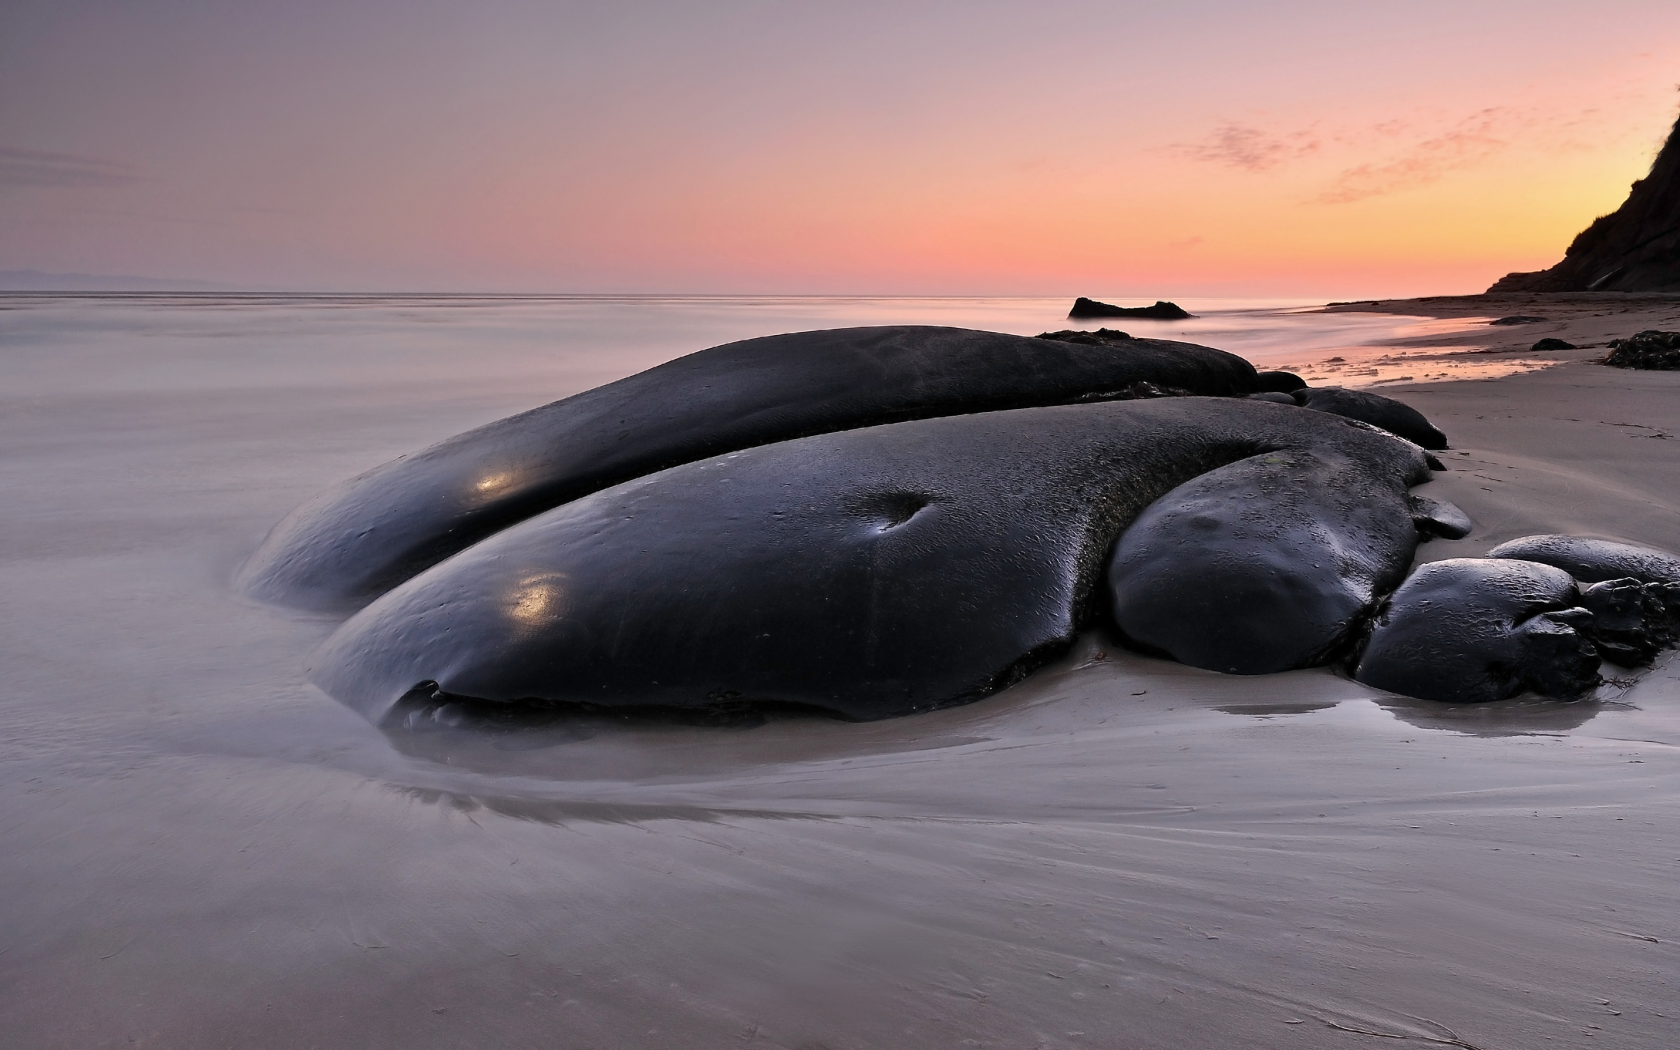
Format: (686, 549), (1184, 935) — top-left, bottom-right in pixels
(1486, 534), (1680, 591)
(1107, 445), (1462, 674)
(1354, 559), (1601, 704)
(1291, 386), (1449, 450)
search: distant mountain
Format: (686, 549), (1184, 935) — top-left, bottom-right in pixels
(1490, 111), (1680, 293)
(0, 270), (237, 292)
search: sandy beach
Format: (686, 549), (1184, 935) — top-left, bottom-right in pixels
(2, 294), (1679, 1049)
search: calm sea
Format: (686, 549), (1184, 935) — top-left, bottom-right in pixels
(0, 292), (1501, 401)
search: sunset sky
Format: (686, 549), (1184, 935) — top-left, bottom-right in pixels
(3, 0), (1680, 297)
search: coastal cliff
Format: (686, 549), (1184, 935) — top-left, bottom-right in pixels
(1490, 109), (1680, 293)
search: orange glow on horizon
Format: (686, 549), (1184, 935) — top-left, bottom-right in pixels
(4, 2), (1679, 296)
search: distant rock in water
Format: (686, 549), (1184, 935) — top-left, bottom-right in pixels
(1489, 110), (1680, 292)
(1068, 297), (1193, 320)
(1531, 338), (1576, 352)
(1604, 330), (1680, 370)
(1488, 315), (1549, 326)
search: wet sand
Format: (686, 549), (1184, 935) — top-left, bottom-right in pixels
(1312, 291), (1680, 386)
(2, 296), (1679, 1049)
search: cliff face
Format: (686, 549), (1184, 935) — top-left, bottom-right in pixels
(1490, 110), (1680, 293)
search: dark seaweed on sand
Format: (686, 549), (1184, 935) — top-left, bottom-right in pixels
(1604, 329), (1680, 370)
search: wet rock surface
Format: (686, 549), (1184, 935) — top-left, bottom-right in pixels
(1106, 445), (1433, 675)
(1487, 534), (1680, 663)
(1290, 385), (1450, 449)
(238, 326), (1263, 612)
(1576, 578), (1675, 666)
(309, 398), (1436, 723)
(1486, 533), (1680, 591)
(1355, 559), (1602, 704)
(1406, 493), (1473, 539)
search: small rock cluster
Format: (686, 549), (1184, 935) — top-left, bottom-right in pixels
(1604, 330), (1680, 370)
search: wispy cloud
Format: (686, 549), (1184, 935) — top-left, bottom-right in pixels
(1315, 108), (1511, 204)
(1170, 122), (1320, 172)
(1170, 107), (1564, 204)
(0, 146), (142, 188)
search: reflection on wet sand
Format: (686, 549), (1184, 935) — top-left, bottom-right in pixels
(375, 635), (1632, 790)
(1273, 345), (1555, 387)
(1221, 685), (1614, 737)
(1375, 693), (1606, 736)
(392, 786), (821, 827)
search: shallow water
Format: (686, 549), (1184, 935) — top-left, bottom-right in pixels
(1, 294), (1676, 1049)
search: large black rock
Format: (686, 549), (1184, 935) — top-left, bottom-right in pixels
(1108, 446), (1455, 674)
(309, 398), (1437, 725)
(239, 326), (1262, 611)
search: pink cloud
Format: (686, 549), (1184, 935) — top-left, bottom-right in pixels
(1170, 122), (1321, 172)
(1316, 108), (1512, 203)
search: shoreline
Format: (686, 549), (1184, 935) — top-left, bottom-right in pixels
(1255, 291), (1680, 389)
(1324, 290), (1680, 352)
